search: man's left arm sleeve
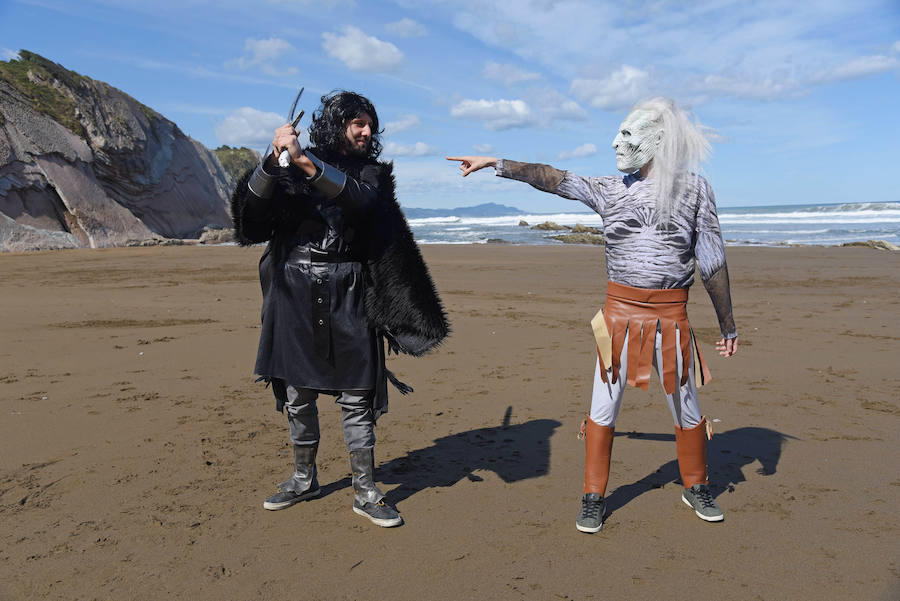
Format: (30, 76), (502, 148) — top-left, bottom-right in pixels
(695, 180), (738, 339)
(305, 151), (378, 219)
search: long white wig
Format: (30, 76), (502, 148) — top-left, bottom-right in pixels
(629, 97), (713, 225)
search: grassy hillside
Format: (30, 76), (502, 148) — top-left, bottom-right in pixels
(0, 50), (89, 138)
(214, 146), (259, 180)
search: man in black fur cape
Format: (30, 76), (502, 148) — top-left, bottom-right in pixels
(231, 91), (449, 527)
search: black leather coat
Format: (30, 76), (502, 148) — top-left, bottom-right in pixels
(231, 149), (449, 418)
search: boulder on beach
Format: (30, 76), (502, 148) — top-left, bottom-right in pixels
(199, 227), (235, 245)
(841, 239), (899, 251)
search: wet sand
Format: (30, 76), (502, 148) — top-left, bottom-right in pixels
(1, 244), (898, 600)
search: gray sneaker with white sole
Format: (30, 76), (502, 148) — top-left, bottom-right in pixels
(682, 484), (724, 522)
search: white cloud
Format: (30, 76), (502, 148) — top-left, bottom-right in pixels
(814, 53), (900, 83)
(530, 87), (588, 122)
(450, 98), (532, 130)
(412, 1), (898, 106)
(226, 37), (298, 76)
(215, 107), (291, 148)
(482, 61), (542, 86)
(384, 141), (440, 157)
(683, 43), (900, 102)
(322, 26), (404, 72)
(473, 143), (495, 154)
(557, 143), (597, 160)
(2, 48), (20, 61)
(570, 65), (651, 111)
(386, 18), (427, 37)
(384, 114), (420, 136)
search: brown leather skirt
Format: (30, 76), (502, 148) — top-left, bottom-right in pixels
(591, 281), (711, 395)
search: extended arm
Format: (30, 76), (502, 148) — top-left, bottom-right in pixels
(446, 155), (605, 212)
(446, 155), (564, 191)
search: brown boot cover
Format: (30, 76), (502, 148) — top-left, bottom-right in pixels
(675, 418), (708, 488)
(583, 419), (614, 495)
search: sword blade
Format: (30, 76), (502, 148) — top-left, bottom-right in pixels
(287, 86), (304, 121)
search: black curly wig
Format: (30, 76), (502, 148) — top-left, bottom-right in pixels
(308, 90), (382, 158)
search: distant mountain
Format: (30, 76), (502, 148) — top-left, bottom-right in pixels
(401, 202), (525, 219)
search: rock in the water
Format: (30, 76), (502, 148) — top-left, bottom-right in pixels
(0, 51), (234, 252)
(518, 220), (529, 227)
(549, 233), (605, 245)
(531, 221), (570, 231)
(571, 223), (601, 234)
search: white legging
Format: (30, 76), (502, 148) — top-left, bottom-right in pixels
(590, 326), (702, 429)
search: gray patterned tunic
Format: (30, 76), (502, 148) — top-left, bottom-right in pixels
(496, 159), (737, 339)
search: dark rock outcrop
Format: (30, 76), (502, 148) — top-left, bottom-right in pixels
(0, 51), (234, 252)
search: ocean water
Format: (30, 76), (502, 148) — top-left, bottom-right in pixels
(406, 202), (900, 247)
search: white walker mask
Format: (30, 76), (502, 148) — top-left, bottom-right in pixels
(612, 109), (662, 174)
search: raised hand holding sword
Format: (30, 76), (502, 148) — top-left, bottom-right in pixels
(264, 86), (318, 178)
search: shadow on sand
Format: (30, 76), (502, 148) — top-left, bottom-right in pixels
(604, 426), (796, 517)
(317, 406), (561, 505)
(316, 415), (792, 517)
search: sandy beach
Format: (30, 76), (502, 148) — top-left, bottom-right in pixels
(1, 244), (897, 601)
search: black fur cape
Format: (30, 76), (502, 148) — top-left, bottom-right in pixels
(231, 149), (450, 359)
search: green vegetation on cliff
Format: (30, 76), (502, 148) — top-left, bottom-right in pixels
(0, 50), (89, 138)
(214, 146), (260, 181)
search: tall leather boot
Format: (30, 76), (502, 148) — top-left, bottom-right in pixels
(675, 418), (723, 522)
(584, 419), (615, 495)
(577, 419), (614, 533)
(675, 418), (708, 488)
(349, 447), (402, 527)
(262, 444), (321, 511)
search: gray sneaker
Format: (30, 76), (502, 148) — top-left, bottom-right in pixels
(263, 486), (321, 511)
(576, 493), (606, 533)
(353, 499), (403, 527)
(682, 484), (724, 522)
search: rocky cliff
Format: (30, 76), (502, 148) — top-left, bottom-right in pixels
(0, 51), (237, 252)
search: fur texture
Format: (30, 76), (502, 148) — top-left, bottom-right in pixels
(230, 151), (450, 357)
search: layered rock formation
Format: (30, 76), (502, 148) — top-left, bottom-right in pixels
(0, 51), (235, 251)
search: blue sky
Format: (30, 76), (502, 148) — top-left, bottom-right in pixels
(1, 0), (898, 212)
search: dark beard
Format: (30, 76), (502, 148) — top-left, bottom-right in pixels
(344, 139), (369, 156)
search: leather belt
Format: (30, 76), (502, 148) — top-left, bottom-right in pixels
(287, 246), (360, 264)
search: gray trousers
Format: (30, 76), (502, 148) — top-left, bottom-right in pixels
(273, 381), (376, 450)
